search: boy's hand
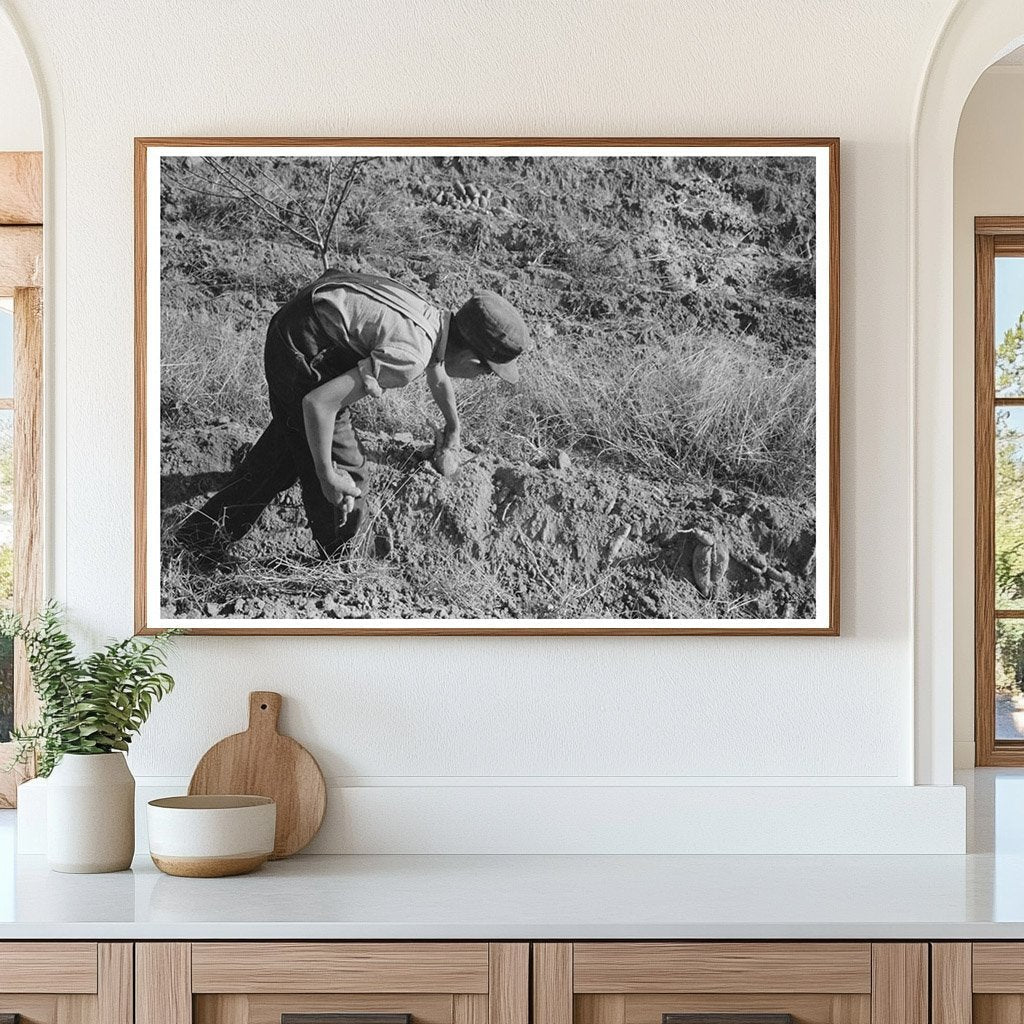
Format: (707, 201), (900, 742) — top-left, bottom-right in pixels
(432, 427), (462, 477)
(319, 467), (361, 520)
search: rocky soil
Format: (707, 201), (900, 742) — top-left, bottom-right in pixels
(161, 419), (815, 621)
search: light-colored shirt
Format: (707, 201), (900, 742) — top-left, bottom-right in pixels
(312, 275), (442, 393)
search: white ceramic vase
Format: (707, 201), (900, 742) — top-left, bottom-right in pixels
(46, 752), (135, 873)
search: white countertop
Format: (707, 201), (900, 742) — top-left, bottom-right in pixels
(0, 769), (1022, 941)
(0, 848), (1021, 940)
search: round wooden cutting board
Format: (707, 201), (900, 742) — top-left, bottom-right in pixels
(188, 691), (327, 859)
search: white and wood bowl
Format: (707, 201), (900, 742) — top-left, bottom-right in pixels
(147, 795), (276, 877)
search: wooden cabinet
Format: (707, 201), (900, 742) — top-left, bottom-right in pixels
(932, 943), (1024, 1024)
(136, 944), (528, 1024)
(0, 938), (959, 1024)
(532, 944), (928, 1024)
(0, 943), (131, 1024)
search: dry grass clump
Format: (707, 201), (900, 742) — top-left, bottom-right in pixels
(358, 328), (814, 495)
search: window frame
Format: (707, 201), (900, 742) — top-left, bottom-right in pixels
(0, 151), (43, 807)
(975, 217), (1024, 764)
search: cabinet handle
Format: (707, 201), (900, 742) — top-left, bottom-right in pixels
(664, 1016), (794, 1024)
(283, 1015), (411, 1024)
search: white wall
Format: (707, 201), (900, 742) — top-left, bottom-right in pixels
(0, 9), (39, 151)
(2, 0), (973, 851)
(952, 66), (1024, 767)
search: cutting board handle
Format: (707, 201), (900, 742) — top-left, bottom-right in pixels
(248, 691), (282, 734)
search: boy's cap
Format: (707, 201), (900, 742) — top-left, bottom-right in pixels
(454, 291), (529, 384)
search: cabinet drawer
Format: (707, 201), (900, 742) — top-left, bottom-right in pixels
(572, 944), (872, 994)
(973, 944), (1024, 992)
(139, 943), (529, 1024)
(0, 942), (98, 994)
(534, 944), (925, 1024)
(191, 943), (491, 994)
(0, 943), (130, 1024)
(570, 943), (872, 1024)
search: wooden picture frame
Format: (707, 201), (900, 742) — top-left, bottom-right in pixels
(135, 137), (839, 636)
(0, 151), (44, 806)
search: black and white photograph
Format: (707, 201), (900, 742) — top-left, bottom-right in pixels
(136, 140), (838, 634)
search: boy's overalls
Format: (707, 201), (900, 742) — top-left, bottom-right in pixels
(178, 271), (443, 557)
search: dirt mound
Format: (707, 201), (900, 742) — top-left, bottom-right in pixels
(161, 423), (816, 621)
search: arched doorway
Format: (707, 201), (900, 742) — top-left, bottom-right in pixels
(914, 1), (1024, 785)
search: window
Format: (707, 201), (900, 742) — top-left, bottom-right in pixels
(0, 152), (43, 806)
(0, 289), (41, 792)
(975, 219), (1024, 764)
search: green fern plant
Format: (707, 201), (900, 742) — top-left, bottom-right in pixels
(1, 603), (179, 777)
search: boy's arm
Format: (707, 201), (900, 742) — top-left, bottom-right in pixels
(425, 362), (461, 449)
(301, 368), (368, 512)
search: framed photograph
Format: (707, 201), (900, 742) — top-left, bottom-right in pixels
(135, 137), (839, 635)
